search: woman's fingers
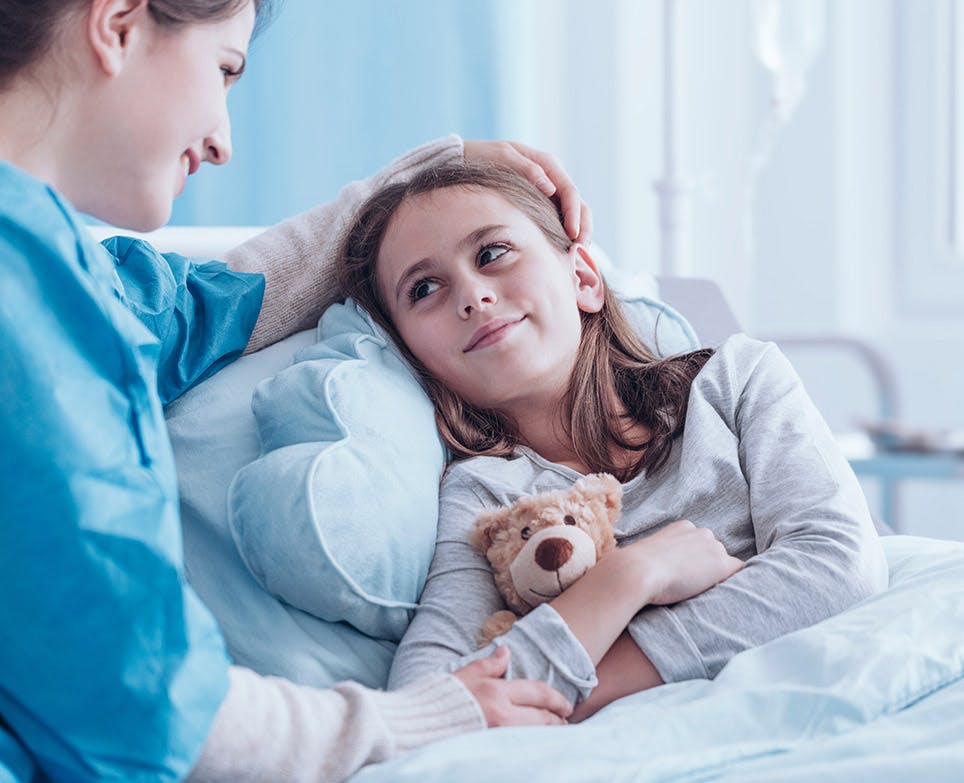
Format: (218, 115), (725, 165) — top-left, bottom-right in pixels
(458, 643), (510, 678)
(463, 140), (591, 242)
(578, 200), (594, 245)
(498, 677), (573, 721)
(506, 142), (584, 242)
(453, 646), (573, 727)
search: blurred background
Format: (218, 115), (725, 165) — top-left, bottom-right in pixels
(173, 0), (964, 540)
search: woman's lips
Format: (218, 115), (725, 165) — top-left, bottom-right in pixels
(463, 316), (526, 352)
(176, 150), (202, 196)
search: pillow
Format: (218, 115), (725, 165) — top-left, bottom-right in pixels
(166, 327), (397, 689)
(593, 246), (700, 357)
(227, 301), (445, 642)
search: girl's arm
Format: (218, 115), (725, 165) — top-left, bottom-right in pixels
(568, 632), (662, 723)
(389, 467), (740, 706)
(622, 338), (889, 687)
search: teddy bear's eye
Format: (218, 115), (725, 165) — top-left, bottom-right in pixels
(520, 526), (532, 540)
(564, 514), (577, 526)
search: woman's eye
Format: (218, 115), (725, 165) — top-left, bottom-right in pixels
(564, 515), (577, 525)
(478, 244), (509, 267)
(222, 66), (241, 85)
(520, 526), (532, 540)
(408, 279), (440, 303)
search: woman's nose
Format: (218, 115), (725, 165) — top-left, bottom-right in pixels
(203, 115), (233, 166)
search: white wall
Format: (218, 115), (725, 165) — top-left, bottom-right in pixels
(496, 0), (964, 539)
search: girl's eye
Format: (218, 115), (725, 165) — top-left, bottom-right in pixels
(520, 526), (532, 540)
(408, 278), (440, 303)
(478, 244), (509, 267)
(222, 66), (241, 85)
(564, 515), (577, 525)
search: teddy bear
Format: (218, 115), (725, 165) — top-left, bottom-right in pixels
(469, 472), (622, 646)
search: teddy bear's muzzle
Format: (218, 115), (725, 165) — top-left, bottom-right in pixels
(509, 525), (599, 608)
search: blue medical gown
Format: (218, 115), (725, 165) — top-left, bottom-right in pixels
(0, 162), (264, 782)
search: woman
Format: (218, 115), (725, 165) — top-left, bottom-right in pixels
(0, 2), (583, 781)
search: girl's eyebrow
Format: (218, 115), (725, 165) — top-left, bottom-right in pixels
(392, 224), (508, 304)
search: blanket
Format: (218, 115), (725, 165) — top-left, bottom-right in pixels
(352, 535), (964, 782)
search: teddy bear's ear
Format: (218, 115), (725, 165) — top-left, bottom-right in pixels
(470, 510), (504, 553)
(600, 473), (623, 522)
(578, 473), (623, 523)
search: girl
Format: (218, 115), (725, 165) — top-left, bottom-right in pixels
(339, 164), (889, 722)
(0, 2), (585, 781)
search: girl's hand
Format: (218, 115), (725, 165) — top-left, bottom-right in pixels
(627, 520), (744, 606)
(463, 140), (592, 244)
(453, 645), (572, 727)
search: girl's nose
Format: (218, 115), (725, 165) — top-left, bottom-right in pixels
(459, 279), (497, 317)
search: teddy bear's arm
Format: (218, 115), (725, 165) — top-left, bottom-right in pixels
(478, 610), (521, 647)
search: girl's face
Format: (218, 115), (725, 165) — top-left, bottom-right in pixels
(68, 2), (255, 230)
(376, 187), (604, 414)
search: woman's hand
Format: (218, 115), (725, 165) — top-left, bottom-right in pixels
(453, 645), (572, 727)
(463, 140), (592, 244)
(626, 519), (744, 606)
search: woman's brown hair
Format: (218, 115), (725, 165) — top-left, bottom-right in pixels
(339, 163), (713, 482)
(0, 0), (276, 91)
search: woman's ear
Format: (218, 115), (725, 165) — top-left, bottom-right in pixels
(87, 0), (148, 77)
(570, 244), (606, 314)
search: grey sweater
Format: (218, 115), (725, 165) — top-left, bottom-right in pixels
(389, 335), (889, 704)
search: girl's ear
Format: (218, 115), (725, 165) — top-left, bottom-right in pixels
(87, 0), (148, 77)
(570, 244), (606, 314)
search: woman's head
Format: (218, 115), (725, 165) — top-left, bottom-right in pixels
(0, 1), (272, 88)
(0, 0), (274, 230)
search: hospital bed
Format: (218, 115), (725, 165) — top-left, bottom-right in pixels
(94, 225), (964, 782)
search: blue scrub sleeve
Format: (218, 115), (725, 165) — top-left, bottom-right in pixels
(102, 236), (265, 405)
(0, 218), (233, 781)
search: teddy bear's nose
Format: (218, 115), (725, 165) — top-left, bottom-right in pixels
(535, 537), (574, 571)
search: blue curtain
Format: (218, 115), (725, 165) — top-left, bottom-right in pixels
(171, 0), (504, 226)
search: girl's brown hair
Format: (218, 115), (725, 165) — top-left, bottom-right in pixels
(0, 0), (276, 91)
(339, 164), (713, 481)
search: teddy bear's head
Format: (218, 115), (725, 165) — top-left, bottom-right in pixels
(470, 473), (622, 616)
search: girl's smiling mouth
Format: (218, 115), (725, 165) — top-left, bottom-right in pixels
(463, 316), (526, 353)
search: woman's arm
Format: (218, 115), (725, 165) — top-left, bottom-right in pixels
(224, 137), (463, 352)
(190, 654), (570, 783)
(225, 138), (590, 353)
(104, 235), (263, 404)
